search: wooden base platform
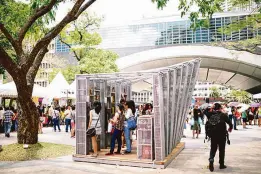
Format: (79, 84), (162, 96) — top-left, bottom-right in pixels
(73, 142), (185, 169)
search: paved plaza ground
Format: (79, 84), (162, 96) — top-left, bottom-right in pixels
(1, 125), (261, 174)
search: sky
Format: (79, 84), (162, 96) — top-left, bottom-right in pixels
(56, 0), (183, 26)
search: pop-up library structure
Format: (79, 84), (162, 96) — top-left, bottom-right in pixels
(73, 59), (201, 169)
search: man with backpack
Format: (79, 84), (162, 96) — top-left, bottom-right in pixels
(204, 103), (233, 172)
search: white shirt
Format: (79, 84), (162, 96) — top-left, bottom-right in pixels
(64, 109), (72, 119)
(227, 107), (232, 115)
(52, 110), (60, 119)
(0, 110), (4, 120)
(125, 108), (133, 119)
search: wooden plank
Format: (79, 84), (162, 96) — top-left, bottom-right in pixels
(73, 142), (185, 169)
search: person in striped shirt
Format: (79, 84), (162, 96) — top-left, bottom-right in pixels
(3, 107), (14, 138)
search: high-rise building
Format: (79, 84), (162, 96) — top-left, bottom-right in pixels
(35, 40), (56, 87)
(193, 81), (230, 98)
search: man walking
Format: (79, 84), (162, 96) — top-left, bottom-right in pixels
(204, 103), (233, 172)
(3, 107), (14, 138)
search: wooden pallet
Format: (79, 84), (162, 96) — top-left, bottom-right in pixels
(73, 142), (185, 169)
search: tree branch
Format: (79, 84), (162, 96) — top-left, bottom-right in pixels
(75, 0), (96, 18)
(58, 35), (81, 61)
(28, 0), (86, 66)
(0, 23), (23, 56)
(18, 0), (59, 43)
(73, 21), (84, 41)
(0, 46), (19, 77)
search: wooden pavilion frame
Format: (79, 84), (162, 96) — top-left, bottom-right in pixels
(73, 59), (201, 168)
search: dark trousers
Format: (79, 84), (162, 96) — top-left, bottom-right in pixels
(110, 129), (122, 153)
(65, 118), (71, 132)
(229, 115), (237, 129)
(47, 116), (53, 127)
(53, 118), (61, 131)
(0, 119), (4, 133)
(11, 120), (16, 132)
(209, 136), (226, 165)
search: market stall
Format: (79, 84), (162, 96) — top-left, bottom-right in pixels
(73, 59), (201, 168)
(0, 81), (47, 107)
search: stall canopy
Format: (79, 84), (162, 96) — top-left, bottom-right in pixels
(0, 81), (46, 98)
(46, 72), (70, 98)
(68, 80), (76, 98)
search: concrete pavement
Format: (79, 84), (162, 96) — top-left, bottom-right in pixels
(1, 125), (261, 174)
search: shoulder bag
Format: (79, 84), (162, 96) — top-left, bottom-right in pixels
(127, 116), (137, 130)
(86, 113), (100, 137)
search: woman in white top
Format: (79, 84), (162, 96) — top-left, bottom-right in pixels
(123, 100), (135, 154)
(88, 101), (101, 157)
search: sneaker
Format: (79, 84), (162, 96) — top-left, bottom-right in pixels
(209, 162), (214, 172)
(220, 165), (227, 169)
(234, 128), (238, 130)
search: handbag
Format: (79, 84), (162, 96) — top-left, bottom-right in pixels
(127, 116), (137, 130)
(189, 118), (195, 126)
(86, 114), (100, 137)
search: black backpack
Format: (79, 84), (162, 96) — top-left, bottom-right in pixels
(205, 112), (221, 139)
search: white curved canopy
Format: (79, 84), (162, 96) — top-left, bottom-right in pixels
(116, 45), (261, 94)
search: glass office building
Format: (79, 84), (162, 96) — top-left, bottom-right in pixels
(55, 38), (70, 52)
(97, 12), (261, 50)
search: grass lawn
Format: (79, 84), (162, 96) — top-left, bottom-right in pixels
(0, 142), (75, 161)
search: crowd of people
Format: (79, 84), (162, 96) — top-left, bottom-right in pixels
(0, 102), (77, 138)
(37, 102), (76, 137)
(187, 102), (261, 172)
(187, 104), (261, 139)
(86, 100), (154, 157)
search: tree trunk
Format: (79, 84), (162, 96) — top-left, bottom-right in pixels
(15, 77), (39, 144)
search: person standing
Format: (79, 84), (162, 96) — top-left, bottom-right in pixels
(230, 106), (238, 130)
(0, 107), (4, 133)
(71, 106), (76, 138)
(242, 109), (248, 129)
(64, 106), (72, 132)
(192, 105), (200, 139)
(3, 107), (14, 138)
(52, 107), (61, 132)
(87, 101), (102, 157)
(123, 100), (135, 154)
(106, 104), (125, 155)
(47, 105), (54, 127)
(258, 106), (261, 127)
(205, 103), (233, 172)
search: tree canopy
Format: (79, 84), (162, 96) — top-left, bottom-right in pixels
(210, 86), (222, 98)
(58, 12), (102, 61)
(227, 89), (252, 103)
(0, 0), (102, 144)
